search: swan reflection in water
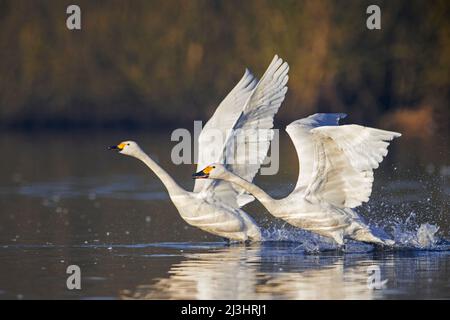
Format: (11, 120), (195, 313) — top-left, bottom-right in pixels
(119, 243), (401, 300)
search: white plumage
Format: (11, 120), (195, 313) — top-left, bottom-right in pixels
(197, 113), (401, 245)
(112, 55), (289, 242)
(195, 55), (289, 208)
(287, 114), (401, 209)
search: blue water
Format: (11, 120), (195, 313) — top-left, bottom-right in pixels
(1, 241), (449, 299)
(0, 132), (448, 299)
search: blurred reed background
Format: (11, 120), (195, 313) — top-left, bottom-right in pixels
(0, 1), (448, 146)
(0, 0), (450, 130)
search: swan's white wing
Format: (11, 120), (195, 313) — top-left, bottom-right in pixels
(196, 55), (289, 208)
(224, 55), (288, 189)
(194, 68), (258, 195)
(286, 113), (347, 191)
(286, 114), (401, 208)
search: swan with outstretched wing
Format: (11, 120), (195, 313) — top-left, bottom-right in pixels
(110, 55), (289, 241)
(194, 113), (401, 245)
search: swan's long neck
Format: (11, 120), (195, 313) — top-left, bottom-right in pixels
(224, 171), (276, 212)
(135, 150), (185, 197)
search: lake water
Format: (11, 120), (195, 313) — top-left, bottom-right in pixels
(0, 131), (449, 299)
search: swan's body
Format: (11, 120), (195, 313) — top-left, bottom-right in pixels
(116, 145), (261, 241)
(195, 113), (401, 246)
(110, 55), (289, 242)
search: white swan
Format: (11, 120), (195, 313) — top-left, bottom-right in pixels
(109, 55), (289, 242)
(194, 113), (401, 246)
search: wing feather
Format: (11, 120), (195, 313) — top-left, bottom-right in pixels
(218, 55), (289, 206)
(194, 68), (258, 194)
(286, 113), (401, 208)
(196, 55), (289, 208)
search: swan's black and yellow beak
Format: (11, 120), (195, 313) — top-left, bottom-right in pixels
(192, 170), (209, 179)
(108, 142), (126, 151)
(192, 166), (213, 179)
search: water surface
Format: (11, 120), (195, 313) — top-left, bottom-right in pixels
(0, 131), (449, 299)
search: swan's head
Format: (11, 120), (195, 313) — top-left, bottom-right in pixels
(192, 163), (228, 180)
(108, 140), (143, 157)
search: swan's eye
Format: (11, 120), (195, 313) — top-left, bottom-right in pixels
(212, 166), (216, 169)
(127, 143), (130, 146)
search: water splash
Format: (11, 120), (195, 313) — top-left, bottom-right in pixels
(261, 224), (338, 252)
(260, 225), (379, 253)
(416, 223), (440, 247)
(259, 212), (449, 252)
(392, 220), (441, 249)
